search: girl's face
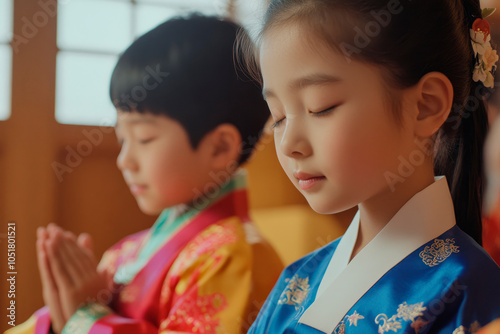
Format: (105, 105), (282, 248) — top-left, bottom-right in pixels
(260, 25), (419, 214)
(115, 111), (214, 215)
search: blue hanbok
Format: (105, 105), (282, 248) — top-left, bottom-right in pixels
(249, 177), (500, 333)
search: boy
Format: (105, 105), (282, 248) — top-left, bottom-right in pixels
(7, 14), (283, 334)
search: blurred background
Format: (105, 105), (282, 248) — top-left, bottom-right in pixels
(0, 0), (359, 330)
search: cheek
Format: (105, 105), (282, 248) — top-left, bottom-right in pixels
(319, 111), (400, 181)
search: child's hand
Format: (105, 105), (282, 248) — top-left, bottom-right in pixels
(37, 226), (66, 334)
(44, 224), (110, 327)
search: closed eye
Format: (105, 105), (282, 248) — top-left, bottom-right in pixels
(271, 117), (285, 129)
(139, 138), (156, 144)
(310, 105), (338, 116)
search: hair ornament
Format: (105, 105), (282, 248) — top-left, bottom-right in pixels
(471, 8), (498, 88)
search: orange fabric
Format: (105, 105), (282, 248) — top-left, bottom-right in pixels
(477, 318), (500, 334)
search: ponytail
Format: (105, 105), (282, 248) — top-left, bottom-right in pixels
(435, 0), (492, 245)
(435, 86), (489, 245)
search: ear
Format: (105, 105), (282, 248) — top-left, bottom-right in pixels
(413, 72), (454, 137)
(203, 124), (242, 170)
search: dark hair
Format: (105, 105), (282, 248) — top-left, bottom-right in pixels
(109, 14), (270, 165)
(241, 0), (493, 244)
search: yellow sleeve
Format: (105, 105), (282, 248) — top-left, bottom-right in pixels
(158, 218), (252, 334)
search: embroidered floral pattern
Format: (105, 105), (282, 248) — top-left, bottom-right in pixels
(454, 325), (467, 334)
(172, 223), (239, 274)
(347, 311), (365, 326)
(375, 302), (426, 334)
(333, 311), (366, 334)
(161, 290), (228, 333)
(419, 238), (460, 267)
(278, 274), (310, 310)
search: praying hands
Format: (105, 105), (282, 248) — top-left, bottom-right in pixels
(36, 224), (111, 334)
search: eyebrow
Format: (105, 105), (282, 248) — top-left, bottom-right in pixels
(263, 73), (342, 100)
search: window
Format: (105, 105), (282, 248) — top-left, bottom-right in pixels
(0, 0), (13, 121)
(55, 0), (228, 126)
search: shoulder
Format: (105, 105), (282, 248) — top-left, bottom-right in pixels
(446, 226), (500, 285)
(171, 217), (251, 274)
(98, 229), (149, 272)
(184, 216), (250, 256)
(442, 226), (500, 278)
(284, 236), (341, 275)
(411, 226), (500, 311)
(270, 236), (342, 299)
(107, 229), (149, 252)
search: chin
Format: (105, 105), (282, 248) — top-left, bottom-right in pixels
(137, 202), (163, 216)
(305, 196), (354, 215)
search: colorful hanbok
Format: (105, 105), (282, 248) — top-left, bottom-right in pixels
(7, 171), (283, 334)
(249, 176), (500, 334)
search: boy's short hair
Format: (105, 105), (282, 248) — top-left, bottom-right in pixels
(109, 14), (270, 165)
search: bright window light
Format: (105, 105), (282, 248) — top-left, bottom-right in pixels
(0, 0), (12, 121)
(57, 0), (133, 53)
(55, 52), (118, 126)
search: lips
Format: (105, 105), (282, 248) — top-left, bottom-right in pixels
(130, 184), (147, 195)
(293, 171), (326, 191)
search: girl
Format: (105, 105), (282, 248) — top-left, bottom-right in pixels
(243, 0), (500, 332)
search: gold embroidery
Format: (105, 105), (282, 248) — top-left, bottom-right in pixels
(277, 275), (310, 310)
(453, 321), (482, 334)
(347, 311), (364, 326)
(160, 291), (227, 333)
(419, 238), (460, 267)
(453, 325), (467, 334)
(375, 302), (426, 334)
(333, 311), (365, 333)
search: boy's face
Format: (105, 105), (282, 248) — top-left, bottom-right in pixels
(114, 111), (214, 215)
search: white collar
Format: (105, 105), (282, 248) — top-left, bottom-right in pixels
(298, 176), (456, 333)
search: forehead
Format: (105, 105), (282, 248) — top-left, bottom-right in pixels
(115, 111), (158, 127)
(259, 24), (383, 96)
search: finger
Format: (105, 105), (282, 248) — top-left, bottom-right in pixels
(37, 233), (56, 291)
(37, 226), (48, 240)
(60, 237), (93, 280)
(47, 223), (58, 236)
(37, 232), (66, 330)
(77, 233), (93, 253)
(56, 233), (88, 282)
(46, 232), (75, 288)
(64, 230), (77, 242)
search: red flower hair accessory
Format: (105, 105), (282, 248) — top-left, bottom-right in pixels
(471, 8), (498, 88)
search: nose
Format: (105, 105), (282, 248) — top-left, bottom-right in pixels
(116, 142), (138, 172)
(278, 117), (312, 159)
